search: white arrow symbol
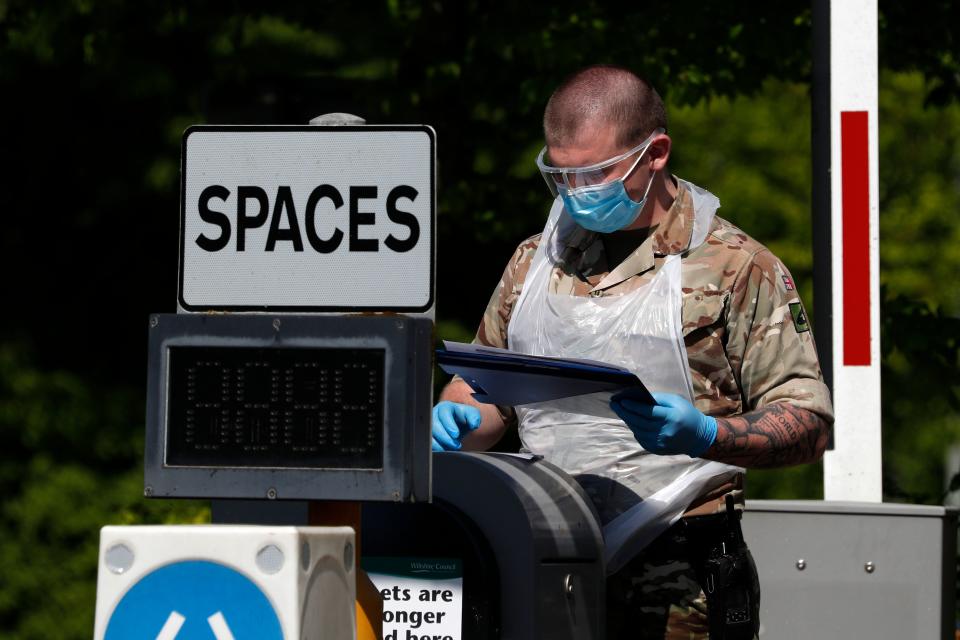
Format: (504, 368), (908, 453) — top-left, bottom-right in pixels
(207, 612), (237, 640)
(155, 611), (185, 640)
(154, 610), (236, 640)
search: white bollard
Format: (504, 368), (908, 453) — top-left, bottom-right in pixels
(93, 525), (356, 640)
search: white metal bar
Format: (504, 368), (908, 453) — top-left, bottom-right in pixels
(207, 611), (237, 640)
(823, 0), (883, 501)
(154, 611), (185, 640)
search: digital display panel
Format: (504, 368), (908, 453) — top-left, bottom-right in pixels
(166, 346), (385, 469)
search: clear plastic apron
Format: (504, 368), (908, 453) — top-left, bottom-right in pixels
(507, 179), (741, 573)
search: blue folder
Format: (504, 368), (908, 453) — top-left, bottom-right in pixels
(435, 341), (653, 406)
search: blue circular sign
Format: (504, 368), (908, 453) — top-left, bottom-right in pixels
(105, 560), (283, 639)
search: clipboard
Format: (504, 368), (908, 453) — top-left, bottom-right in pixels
(435, 341), (654, 406)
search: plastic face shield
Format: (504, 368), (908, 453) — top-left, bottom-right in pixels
(536, 128), (664, 198)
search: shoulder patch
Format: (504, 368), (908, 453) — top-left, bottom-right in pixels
(782, 275), (795, 291)
(789, 302), (810, 333)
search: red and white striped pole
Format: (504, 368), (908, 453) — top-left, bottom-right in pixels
(821, 0), (882, 501)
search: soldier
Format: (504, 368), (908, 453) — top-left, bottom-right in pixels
(432, 65), (833, 639)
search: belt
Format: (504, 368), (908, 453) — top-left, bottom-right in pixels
(682, 473), (744, 518)
(640, 511), (732, 562)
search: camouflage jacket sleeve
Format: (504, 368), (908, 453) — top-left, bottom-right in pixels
(725, 249), (835, 422)
(472, 235), (540, 350)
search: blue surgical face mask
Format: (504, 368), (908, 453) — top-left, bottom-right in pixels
(560, 154), (656, 233)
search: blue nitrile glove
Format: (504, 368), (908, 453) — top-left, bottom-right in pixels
(431, 401), (482, 451)
(610, 391), (717, 457)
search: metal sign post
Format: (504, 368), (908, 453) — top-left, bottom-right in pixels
(821, 0), (883, 502)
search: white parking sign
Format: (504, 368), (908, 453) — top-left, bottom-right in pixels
(179, 125), (435, 313)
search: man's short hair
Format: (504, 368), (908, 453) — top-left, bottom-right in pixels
(543, 65), (667, 150)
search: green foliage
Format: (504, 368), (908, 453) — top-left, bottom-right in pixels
(0, 347), (207, 638)
(864, 72), (960, 504)
(880, 293), (960, 502)
(667, 80), (817, 311)
(879, 71), (960, 313)
(745, 463), (822, 501)
(879, 0), (960, 106)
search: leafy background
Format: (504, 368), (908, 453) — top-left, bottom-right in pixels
(1, 1), (958, 636)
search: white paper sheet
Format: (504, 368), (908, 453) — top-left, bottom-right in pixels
(602, 461), (742, 574)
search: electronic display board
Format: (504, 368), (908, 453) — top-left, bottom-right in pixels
(166, 346), (385, 469)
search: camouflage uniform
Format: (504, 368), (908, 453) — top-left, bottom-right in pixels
(464, 179), (833, 638)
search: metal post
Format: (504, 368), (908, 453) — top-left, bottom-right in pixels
(822, 0), (883, 502)
(305, 111), (383, 640)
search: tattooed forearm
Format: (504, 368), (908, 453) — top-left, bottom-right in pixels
(704, 403), (831, 468)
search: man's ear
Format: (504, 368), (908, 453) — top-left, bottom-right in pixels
(647, 134), (672, 171)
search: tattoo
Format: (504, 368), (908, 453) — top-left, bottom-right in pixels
(705, 403), (831, 468)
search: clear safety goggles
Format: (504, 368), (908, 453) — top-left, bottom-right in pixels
(536, 128), (664, 197)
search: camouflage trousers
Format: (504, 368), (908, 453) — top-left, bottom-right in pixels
(605, 518), (760, 639)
